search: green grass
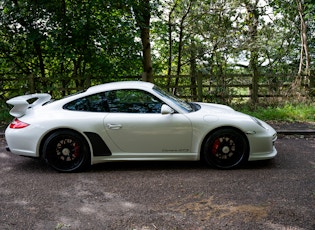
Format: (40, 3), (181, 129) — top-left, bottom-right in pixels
(236, 103), (315, 122)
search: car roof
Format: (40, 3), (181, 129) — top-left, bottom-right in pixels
(86, 81), (155, 93)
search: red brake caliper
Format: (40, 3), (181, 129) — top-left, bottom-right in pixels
(73, 142), (80, 158)
(212, 139), (220, 155)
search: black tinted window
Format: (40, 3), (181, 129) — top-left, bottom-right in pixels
(63, 92), (109, 112)
(105, 89), (162, 113)
(64, 89), (162, 113)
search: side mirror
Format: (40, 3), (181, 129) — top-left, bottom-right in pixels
(161, 104), (174, 115)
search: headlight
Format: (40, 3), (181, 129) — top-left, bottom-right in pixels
(250, 116), (267, 129)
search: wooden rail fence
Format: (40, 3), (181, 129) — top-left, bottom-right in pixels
(0, 74), (313, 103)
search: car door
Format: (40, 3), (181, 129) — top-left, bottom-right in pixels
(103, 89), (192, 154)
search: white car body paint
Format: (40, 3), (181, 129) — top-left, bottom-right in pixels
(5, 81), (277, 170)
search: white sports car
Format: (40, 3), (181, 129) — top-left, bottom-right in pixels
(5, 81), (277, 172)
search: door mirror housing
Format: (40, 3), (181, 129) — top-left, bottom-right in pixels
(161, 104), (174, 115)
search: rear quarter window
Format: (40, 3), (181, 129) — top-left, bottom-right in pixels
(63, 93), (109, 112)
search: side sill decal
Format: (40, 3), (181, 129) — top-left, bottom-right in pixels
(84, 132), (112, 156)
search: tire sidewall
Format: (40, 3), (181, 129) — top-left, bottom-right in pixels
(203, 128), (249, 169)
(42, 130), (90, 172)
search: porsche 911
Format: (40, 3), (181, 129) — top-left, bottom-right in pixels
(5, 81), (277, 172)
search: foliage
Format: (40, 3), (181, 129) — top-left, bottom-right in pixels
(0, 0), (315, 103)
(0, 100), (11, 124)
(150, 0), (315, 101)
(0, 0), (143, 98)
(236, 103), (315, 122)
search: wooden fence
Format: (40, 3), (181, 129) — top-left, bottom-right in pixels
(153, 74), (313, 104)
(0, 74), (313, 104)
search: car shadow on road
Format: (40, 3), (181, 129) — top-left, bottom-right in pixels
(89, 161), (209, 172)
(243, 159), (277, 170)
(7, 156), (276, 173)
(89, 159), (276, 172)
(13, 157), (56, 173)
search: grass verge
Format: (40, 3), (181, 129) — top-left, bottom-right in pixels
(236, 103), (315, 122)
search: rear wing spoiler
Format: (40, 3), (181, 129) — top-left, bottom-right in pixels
(6, 93), (51, 118)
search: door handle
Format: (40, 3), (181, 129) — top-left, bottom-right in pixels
(107, 124), (122, 130)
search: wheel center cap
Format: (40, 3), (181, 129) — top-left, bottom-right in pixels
(62, 148), (70, 155)
(222, 146), (230, 154)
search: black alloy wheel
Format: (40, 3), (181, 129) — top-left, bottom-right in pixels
(203, 128), (249, 169)
(42, 130), (90, 172)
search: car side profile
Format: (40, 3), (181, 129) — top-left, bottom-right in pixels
(5, 81), (277, 172)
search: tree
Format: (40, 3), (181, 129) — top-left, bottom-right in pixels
(174, 0), (193, 94)
(296, 0), (310, 76)
(133, 0), (154, 82)
(1, 0), (314, 102)
(0, 0), (143, 97)
(245, 0), (260, 104)
(271, 0), (314, 93)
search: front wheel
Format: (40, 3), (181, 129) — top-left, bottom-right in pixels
(42, 130), (90, 172)
(203, 128), (249, 169)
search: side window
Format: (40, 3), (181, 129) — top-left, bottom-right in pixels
(63, 89), (162, 113)
(63, 93), (109, 112)
(105, 89), (162, 113)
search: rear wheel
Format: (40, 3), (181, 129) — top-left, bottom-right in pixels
(42, 130), (90, 172)
(203, 128), (249, 169)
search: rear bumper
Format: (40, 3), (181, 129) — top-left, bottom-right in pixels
(5, 126), (39, 157)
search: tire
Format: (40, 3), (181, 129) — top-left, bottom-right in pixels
(42, 130), (90, 172)
(203, 128), (249, 169)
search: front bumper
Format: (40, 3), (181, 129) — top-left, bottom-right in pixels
(247, 125), (278, 161)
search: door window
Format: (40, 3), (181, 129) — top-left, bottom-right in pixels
(105, 89), (163, 113)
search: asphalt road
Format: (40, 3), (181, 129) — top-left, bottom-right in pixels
(0, 136), (314, 230)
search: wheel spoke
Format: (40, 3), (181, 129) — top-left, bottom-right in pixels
(43, 131), (90, 172)
(204, 129), (249, 169)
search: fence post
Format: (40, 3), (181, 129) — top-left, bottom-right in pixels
(197, 74), (203, 102)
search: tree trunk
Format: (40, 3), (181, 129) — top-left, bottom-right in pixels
(33, 41), (45, 80)
(246, 0), (259, 104)
(250, 52), (259, 104)
(167, 1), (177, 91)
(190, 40), (197, 100)
(296, 0), (310, 76)
(174, 21), (184, 95)
(135, 0), (153, 83)
(173, 1), (192, 95)
(140, 26), (153, 82)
